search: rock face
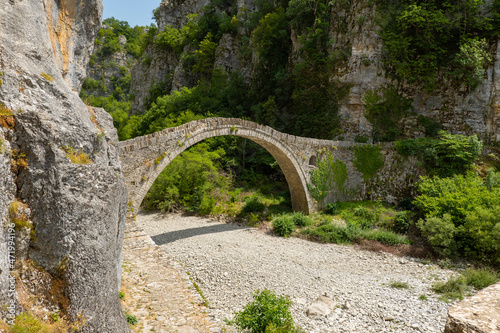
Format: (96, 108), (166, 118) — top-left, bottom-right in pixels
(131, 0), (500, 142)
(44, 0), (103, 92)
(445, 282), (500, 333)
(0, 0), (129, 331)
(0, 130), (16, 314)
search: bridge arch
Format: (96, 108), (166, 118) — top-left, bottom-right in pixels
(118, 118), (315, 214)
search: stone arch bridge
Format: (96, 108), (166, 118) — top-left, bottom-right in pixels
(118, 118), (376, 213)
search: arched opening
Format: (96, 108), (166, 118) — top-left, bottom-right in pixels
(141, 137), (292, 217)
(309, 155), (317, 166)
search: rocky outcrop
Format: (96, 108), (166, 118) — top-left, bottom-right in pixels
(445, 282), (500, 333)
(130, 46), (177, 114)
(44, 0), (103, 92)
(0, 0), (129, 331)
(85, 26), (135, 97)
(156, 0), (210, 32)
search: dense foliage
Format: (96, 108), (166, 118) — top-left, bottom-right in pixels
(307, 152), (349, 208)
(377, 0), (498, 91)
(395, 131), (483, 177)
(414, 172), (500, 263)
(81, 18), (153, 140)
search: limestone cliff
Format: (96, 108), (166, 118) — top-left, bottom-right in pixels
(0, 0), (129, 331)
(129, 0), (500, 142)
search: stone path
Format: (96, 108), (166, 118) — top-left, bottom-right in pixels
(120, 215), (218, 333)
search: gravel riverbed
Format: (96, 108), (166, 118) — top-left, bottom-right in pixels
(137, 212), (457, 333)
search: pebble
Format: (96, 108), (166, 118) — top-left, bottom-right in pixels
(138, 212), (459, 333)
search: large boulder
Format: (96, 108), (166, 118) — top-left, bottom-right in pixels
(0, 0), (129, 331)
(445, 282), (500, 333)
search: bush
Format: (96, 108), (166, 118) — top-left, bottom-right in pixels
(426, 131), (483, 177)
(226, 289), (297, 333)
(353, 206), (379, 229)
(395, 132), (483, 177)
(242, 197), (266, 213)
(393, 211), (411, 234)
(353, 145), (384, 180)
(414, 173), (500, 263)
(290, 212), (311, 227)
(325, 202), (340, 215)
(272, 215), (295, 237)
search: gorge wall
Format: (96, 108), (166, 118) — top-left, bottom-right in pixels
(129, 0), (500, 143)
(0, 0), (129, 331)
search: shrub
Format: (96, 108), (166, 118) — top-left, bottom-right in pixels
(353, 145), (384, 180)
(463, 267), (500, 290)
(290, 212), (311, 227)
(426, 131), (483, 177)
(242, 197), (266, 213)
(272, 215), (295, 237)
(432, 275), (469, 302)
(395, 132), (482, 177)
(308, 152), (348, 208)
(389, 280), (409, 289)
(393, 211), (411, 234)
(226, 289), (297, 333)
(325, 202), (340, 215)
(414, 173), (500, 263)
(362, 85), (413, 142)
(353, 206), (379, 229)
(9, 200), (31, 229)
(417, 214), (457, 257)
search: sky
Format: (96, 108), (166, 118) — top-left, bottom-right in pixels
(102, 0), (162, 27)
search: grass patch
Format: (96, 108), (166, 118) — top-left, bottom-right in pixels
(298, 201), (410, 247)
(432, 268), (500, 302)
(389, 280), (409, 289)
(359, 229), (410, 246)
(301, 222), (360, 244)
(125, 314), (137, 326)
(61, 146), (92, 165)
(10, 312), (75, 333)
(187, 272), (209, 307)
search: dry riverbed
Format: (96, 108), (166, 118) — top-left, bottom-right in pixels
(137, 211), (458, 333)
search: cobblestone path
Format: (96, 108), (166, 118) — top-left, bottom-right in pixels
(121, 216), (219, 333)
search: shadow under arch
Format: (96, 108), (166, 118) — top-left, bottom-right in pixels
(119, 118), (314, 214)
